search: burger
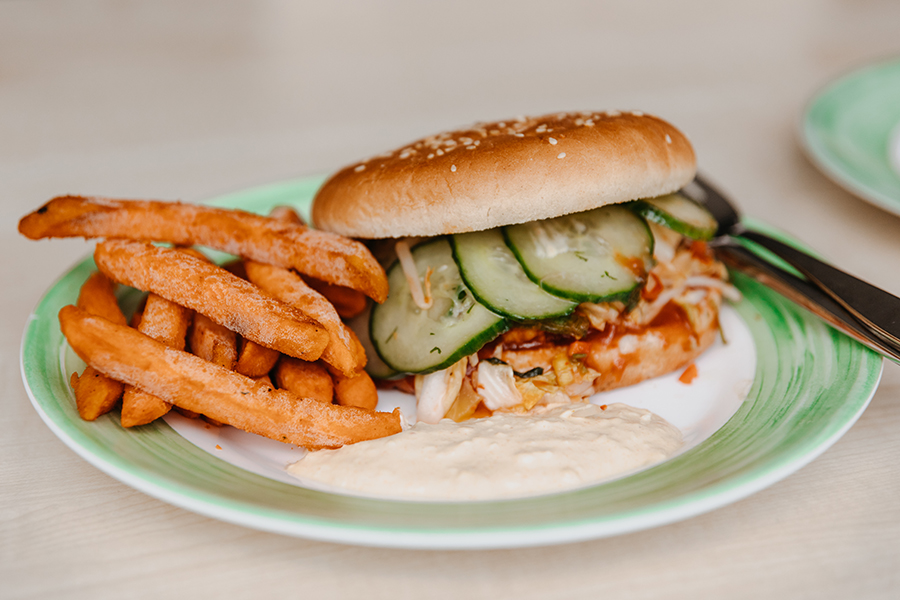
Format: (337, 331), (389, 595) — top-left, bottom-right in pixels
(311, 111), (736, 424)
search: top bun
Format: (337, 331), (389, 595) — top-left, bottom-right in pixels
(311, 111), (696, 239)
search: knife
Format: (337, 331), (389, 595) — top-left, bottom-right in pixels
(681, 176), (900, 362)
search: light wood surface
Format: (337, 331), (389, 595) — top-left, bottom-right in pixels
(2, 2), (899, 598)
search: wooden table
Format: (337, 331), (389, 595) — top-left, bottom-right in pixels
(2, 2), (898, 598)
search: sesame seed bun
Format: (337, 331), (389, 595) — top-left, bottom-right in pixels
(311, 110), (696, 239)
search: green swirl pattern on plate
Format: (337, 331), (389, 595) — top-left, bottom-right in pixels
(20, 178), (882, 549)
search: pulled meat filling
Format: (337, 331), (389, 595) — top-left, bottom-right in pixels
(393, 237), (736, 423)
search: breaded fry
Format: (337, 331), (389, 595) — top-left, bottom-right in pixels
(303, 277), (367, 319)
(93, 240), (329, 362)
(268, 205), (305, 226)
(77, 271), (127, 326)
(264, 205), (365, 320)
(139, 294), (193, 351)
(19, 196), (388, 302)
(121, 293), (192, 427)
(189, 313), (238, 370)
(70, 368), (125, 421)
(274, 357), (333, 404)
(245, 260), (365, 377)
(120, 391), (169, 427)
(72, 271), (126, 420)
(59, 305), (402, 448)
(235, 339), (280, 378)
(330, 369), (379, 411)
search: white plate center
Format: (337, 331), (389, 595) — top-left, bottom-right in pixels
(165, 305), (756, 493)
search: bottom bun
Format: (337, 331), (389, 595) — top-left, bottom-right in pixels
(586, 312), (718, 393)
(499, 294), (721, 397)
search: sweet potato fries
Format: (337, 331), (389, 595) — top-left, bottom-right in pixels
(19, 195), (388, 302)
(60, 306), (401, 448)
(20, 198), (399, 449)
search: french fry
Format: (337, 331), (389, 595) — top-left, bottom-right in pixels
(72, 271), (126, 420)
(303, 277), (367, 319)
(264, 205), (366, 321)
(189, 313), (238, 370)
(138, 295), (192, 353)
(274, 357), (333, 404)
(120, 393), (170, 428)
(330, 369), (379, 411)
(235, 339), (280, 378)
(77, 271), (127, 326)
(59, 305), (402, 448)
(93, 240), (329, 362)
(19, 196), (388, 302)
(187, 313), (238, 427)
(245, 260), (365, 377)
(70, 368), (124, 421)
(121, 293), (192, 427)
(268, 205), (305, 226)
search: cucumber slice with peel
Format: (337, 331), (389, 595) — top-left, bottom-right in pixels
(371, 238), (507, 374)
(629, 192), (718, 240)
(503, 205), (654, 303)
(346, 302), (398, 380)
(451, 229), (577, 320)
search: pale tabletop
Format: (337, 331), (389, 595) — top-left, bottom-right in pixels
(2, 2), (899, 599)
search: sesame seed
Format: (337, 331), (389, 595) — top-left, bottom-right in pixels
(451, 165), (457, 172)
(557, 152), (566, 159)
(354, 164), (366, 172)
(632, 110), (644, 116)
(608, 110), (621, 117)
(515, 133), (524, 137)
(436, 149), (444, 156)
(549, 137), (557, 145)
(665, 134), (672, 144)
(466, 145), (476, 150)
(427, 153), (434, 159)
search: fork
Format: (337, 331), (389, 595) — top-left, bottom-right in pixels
(681, 176), (900, 363)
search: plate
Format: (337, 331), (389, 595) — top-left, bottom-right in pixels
(801, 57), (900, 215)
(20, 177), (883, 549)
(162, 304), (755, 497)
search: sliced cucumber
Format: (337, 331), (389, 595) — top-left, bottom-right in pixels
(450, 229), (577, 321)
(503, 205), (653, 303)
(346, 302), (398, 380)
(371, 238), (507, 374)
(629, 192), (717, 240)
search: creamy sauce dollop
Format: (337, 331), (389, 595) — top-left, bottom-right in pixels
(287, 403), (683, 501)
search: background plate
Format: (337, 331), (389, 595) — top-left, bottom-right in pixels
(20, 178), (882, 549)
(801, 57), (900, 215)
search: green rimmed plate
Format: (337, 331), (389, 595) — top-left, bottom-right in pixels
(20, 178), (882, 549)
(801, 57), (900, 215)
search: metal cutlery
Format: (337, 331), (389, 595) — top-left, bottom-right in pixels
(681, 176), (900, 363)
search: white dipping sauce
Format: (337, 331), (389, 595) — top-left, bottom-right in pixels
(287, 403), (683, 501)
